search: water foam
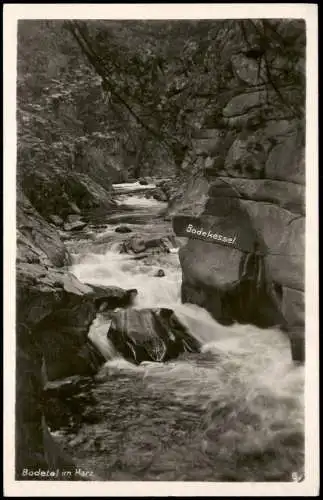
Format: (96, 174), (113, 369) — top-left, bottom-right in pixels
(113, 181), (156, 192)
(116, 195), (167, 208)
(66, 187), (304, 481)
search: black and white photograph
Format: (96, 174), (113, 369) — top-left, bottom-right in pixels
(3, 3), (319, 497)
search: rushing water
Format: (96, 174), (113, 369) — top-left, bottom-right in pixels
(64, 184), (304, 482)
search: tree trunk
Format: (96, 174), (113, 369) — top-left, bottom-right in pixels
(133, 137), (147, 179)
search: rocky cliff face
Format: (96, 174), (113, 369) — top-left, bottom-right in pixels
(169, 53), (305, 361)
(15, 47), (139, 472)
(19, 166), (116, 225)
(15, 188), (137, 478)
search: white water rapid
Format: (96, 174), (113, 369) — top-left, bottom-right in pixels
(66, 184), (304, 482)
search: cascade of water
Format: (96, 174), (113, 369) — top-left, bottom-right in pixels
(70, 209), (292, 368)
(65, 187), (304, 482)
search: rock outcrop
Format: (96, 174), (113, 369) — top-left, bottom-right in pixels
(63, 220), (88, 232)
(115, 225), (132, 233)
(120, 235), (175, 255)
(20, 168), (116, 224)
(173, 135), (304, 358)
(107, 308), (201, 364)
(173, 161), (305, 330)
(17, 188), (71, 268)
(15, 191), (136, 479)
(169, 44), (305, 360)
(16, 262), (137, 474)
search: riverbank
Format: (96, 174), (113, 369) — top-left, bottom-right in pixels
(16, 181), (304, 482)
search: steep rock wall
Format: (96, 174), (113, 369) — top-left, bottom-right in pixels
(15, 192), (134, 479)
(170, 50), (305, 360)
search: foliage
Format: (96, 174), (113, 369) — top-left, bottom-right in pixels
(17, 21), (118, 182)
(17, 19), (305, 180)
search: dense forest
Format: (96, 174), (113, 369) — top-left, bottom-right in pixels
(18, 19), (305, 184)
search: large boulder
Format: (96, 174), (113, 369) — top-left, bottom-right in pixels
(121, 235), (173, 255)
(107, 308), (201, 364)
(17, 189), (71, 268)
(16, 265), (137, 477)
(176, 176), (304, 331)
(179, 227), (283, 328)
(32, 294), (105, 381)
(17, 268), (138, 381)
(171, 115), (305, 360)
(15, 193), (137, 477)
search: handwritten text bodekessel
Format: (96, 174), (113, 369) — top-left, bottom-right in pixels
(185, 223), (237, 245)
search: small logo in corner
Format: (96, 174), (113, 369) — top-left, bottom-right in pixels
(292, 471), (304, 482)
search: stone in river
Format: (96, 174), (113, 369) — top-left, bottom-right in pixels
(155, 269), (165, 277)
(122, 236), (146, 254)
(115, 225), (132, 233)
(152, 189), (168, 202)
(64, 220), (87, 232)
(48, 214), (64, 227)
(139, 178), (149, 185)
(107, 308), (201, 364)
(121, 235), (173, 255)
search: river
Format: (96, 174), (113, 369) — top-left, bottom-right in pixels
(60, 182), (304, 482)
